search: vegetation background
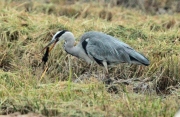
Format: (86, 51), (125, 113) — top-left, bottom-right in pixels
(0, 0), (180, 116)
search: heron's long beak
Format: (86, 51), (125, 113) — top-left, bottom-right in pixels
(41, 39), (57, 53)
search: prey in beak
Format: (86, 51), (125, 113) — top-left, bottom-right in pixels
(41, 39), (58, 65)
(41, 39), (58, 53)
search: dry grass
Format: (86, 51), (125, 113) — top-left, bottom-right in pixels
(0, 0), (180, 117)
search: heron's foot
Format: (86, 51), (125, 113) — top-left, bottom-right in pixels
(102, 73), (112, 85)
(105, 73), (110, 78)
(102, 78), (119, 94)
(103, 78), (113, 85)
(107, 85), (118, 94)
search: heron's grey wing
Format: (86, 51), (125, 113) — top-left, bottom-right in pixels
(80, 31), (149, 66)
(86, 36), (132, 65)
(85, 33), (149, 66)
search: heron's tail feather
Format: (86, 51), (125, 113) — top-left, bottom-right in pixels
(129, 51), (150, 66)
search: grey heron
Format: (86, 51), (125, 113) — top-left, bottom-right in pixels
(42, 30), (150, 75)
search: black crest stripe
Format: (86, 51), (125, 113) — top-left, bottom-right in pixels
(55, 30), (68, 39)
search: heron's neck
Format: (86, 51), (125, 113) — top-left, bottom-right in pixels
(64, 35), (79, 57)
(64, 44), (79, 57)
(64, 34), (92, 64)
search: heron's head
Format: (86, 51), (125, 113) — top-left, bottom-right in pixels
(41, 30), (69, 52)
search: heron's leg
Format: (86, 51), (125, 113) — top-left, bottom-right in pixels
(102, 61), (109, 78)
(88, 62), (93, 74)
(102, 61), (113, 85)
